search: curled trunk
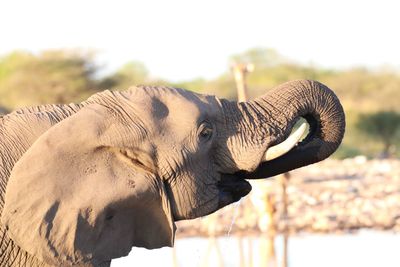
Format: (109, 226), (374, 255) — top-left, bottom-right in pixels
(239, 80), (345, 178)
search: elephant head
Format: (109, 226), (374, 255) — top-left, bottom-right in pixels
(1, 80), (344, 266)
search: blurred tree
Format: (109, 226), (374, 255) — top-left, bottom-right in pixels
(323, 68), (400, 113)
(2, 46), (400, 158)
(0, 106), (8, 115)
(230, 47), (287, 68)
(99, 61), (149, 90)
(356, 111), (400, 157)
(228, 48), (328, 99)
(0, 50), (97, 109)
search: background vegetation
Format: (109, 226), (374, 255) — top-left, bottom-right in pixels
(1, 48), (399, 158)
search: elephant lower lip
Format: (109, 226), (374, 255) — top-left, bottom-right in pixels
(217, 174), (252, 208)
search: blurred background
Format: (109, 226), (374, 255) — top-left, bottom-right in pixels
(1, 0), (400, 266)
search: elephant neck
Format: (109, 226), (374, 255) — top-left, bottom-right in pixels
(0, 90), (118, 213)
(0, 104), (83, 213)
(0, 104), (87, 266)
(0, 225), (46, 266)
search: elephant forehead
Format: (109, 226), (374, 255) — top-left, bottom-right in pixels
(152, 94), (204, 122)
(125, 88), (208, 127)
(117, 86), (221, 145)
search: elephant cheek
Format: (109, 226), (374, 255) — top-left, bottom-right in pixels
(167, 183), (221, 220)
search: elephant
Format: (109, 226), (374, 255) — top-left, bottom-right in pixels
(0, 79), (345, 266)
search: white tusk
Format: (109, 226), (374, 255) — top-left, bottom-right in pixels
(263, 123), (307, 161)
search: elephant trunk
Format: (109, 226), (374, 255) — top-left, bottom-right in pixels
(235, 80), (345, 179)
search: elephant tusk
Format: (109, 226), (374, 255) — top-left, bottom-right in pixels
(263, 123), (307, 162)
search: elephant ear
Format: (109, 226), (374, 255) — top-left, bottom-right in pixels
(1, 103), (175, 266)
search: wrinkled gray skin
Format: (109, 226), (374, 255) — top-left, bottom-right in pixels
(0, 80), (345, 266)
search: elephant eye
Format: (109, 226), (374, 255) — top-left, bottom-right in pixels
(199, 122), (213, 142)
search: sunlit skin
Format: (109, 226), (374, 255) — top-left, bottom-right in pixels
(0, 80), (344, 266)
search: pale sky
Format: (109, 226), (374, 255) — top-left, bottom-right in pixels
(1, 0), (399, 82)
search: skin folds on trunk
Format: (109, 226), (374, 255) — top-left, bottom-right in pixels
(236, 80), (345, 179)
(0, 81), (344, 266)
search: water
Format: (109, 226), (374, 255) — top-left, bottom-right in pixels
(226, 199), (242, 237)
(112, 231), (400, 266)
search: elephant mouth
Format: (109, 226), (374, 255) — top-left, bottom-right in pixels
(217, 174), (252, 209)
(216, 122), (308, 209)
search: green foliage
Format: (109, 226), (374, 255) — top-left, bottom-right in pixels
(356, 111), (400, 157)
(323, 68), (400, 113)
(231, 47), (287, 68)
(332, 144), (363, 159)
(0, 50), (97, 109)
(211, 48), (333, 99)
(179, 48), (400, 158)
(99, 61), (149, 90)
(1, 47), (400, 158)
(171, 78), (207, 93)
(0, 106), (8, 115)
